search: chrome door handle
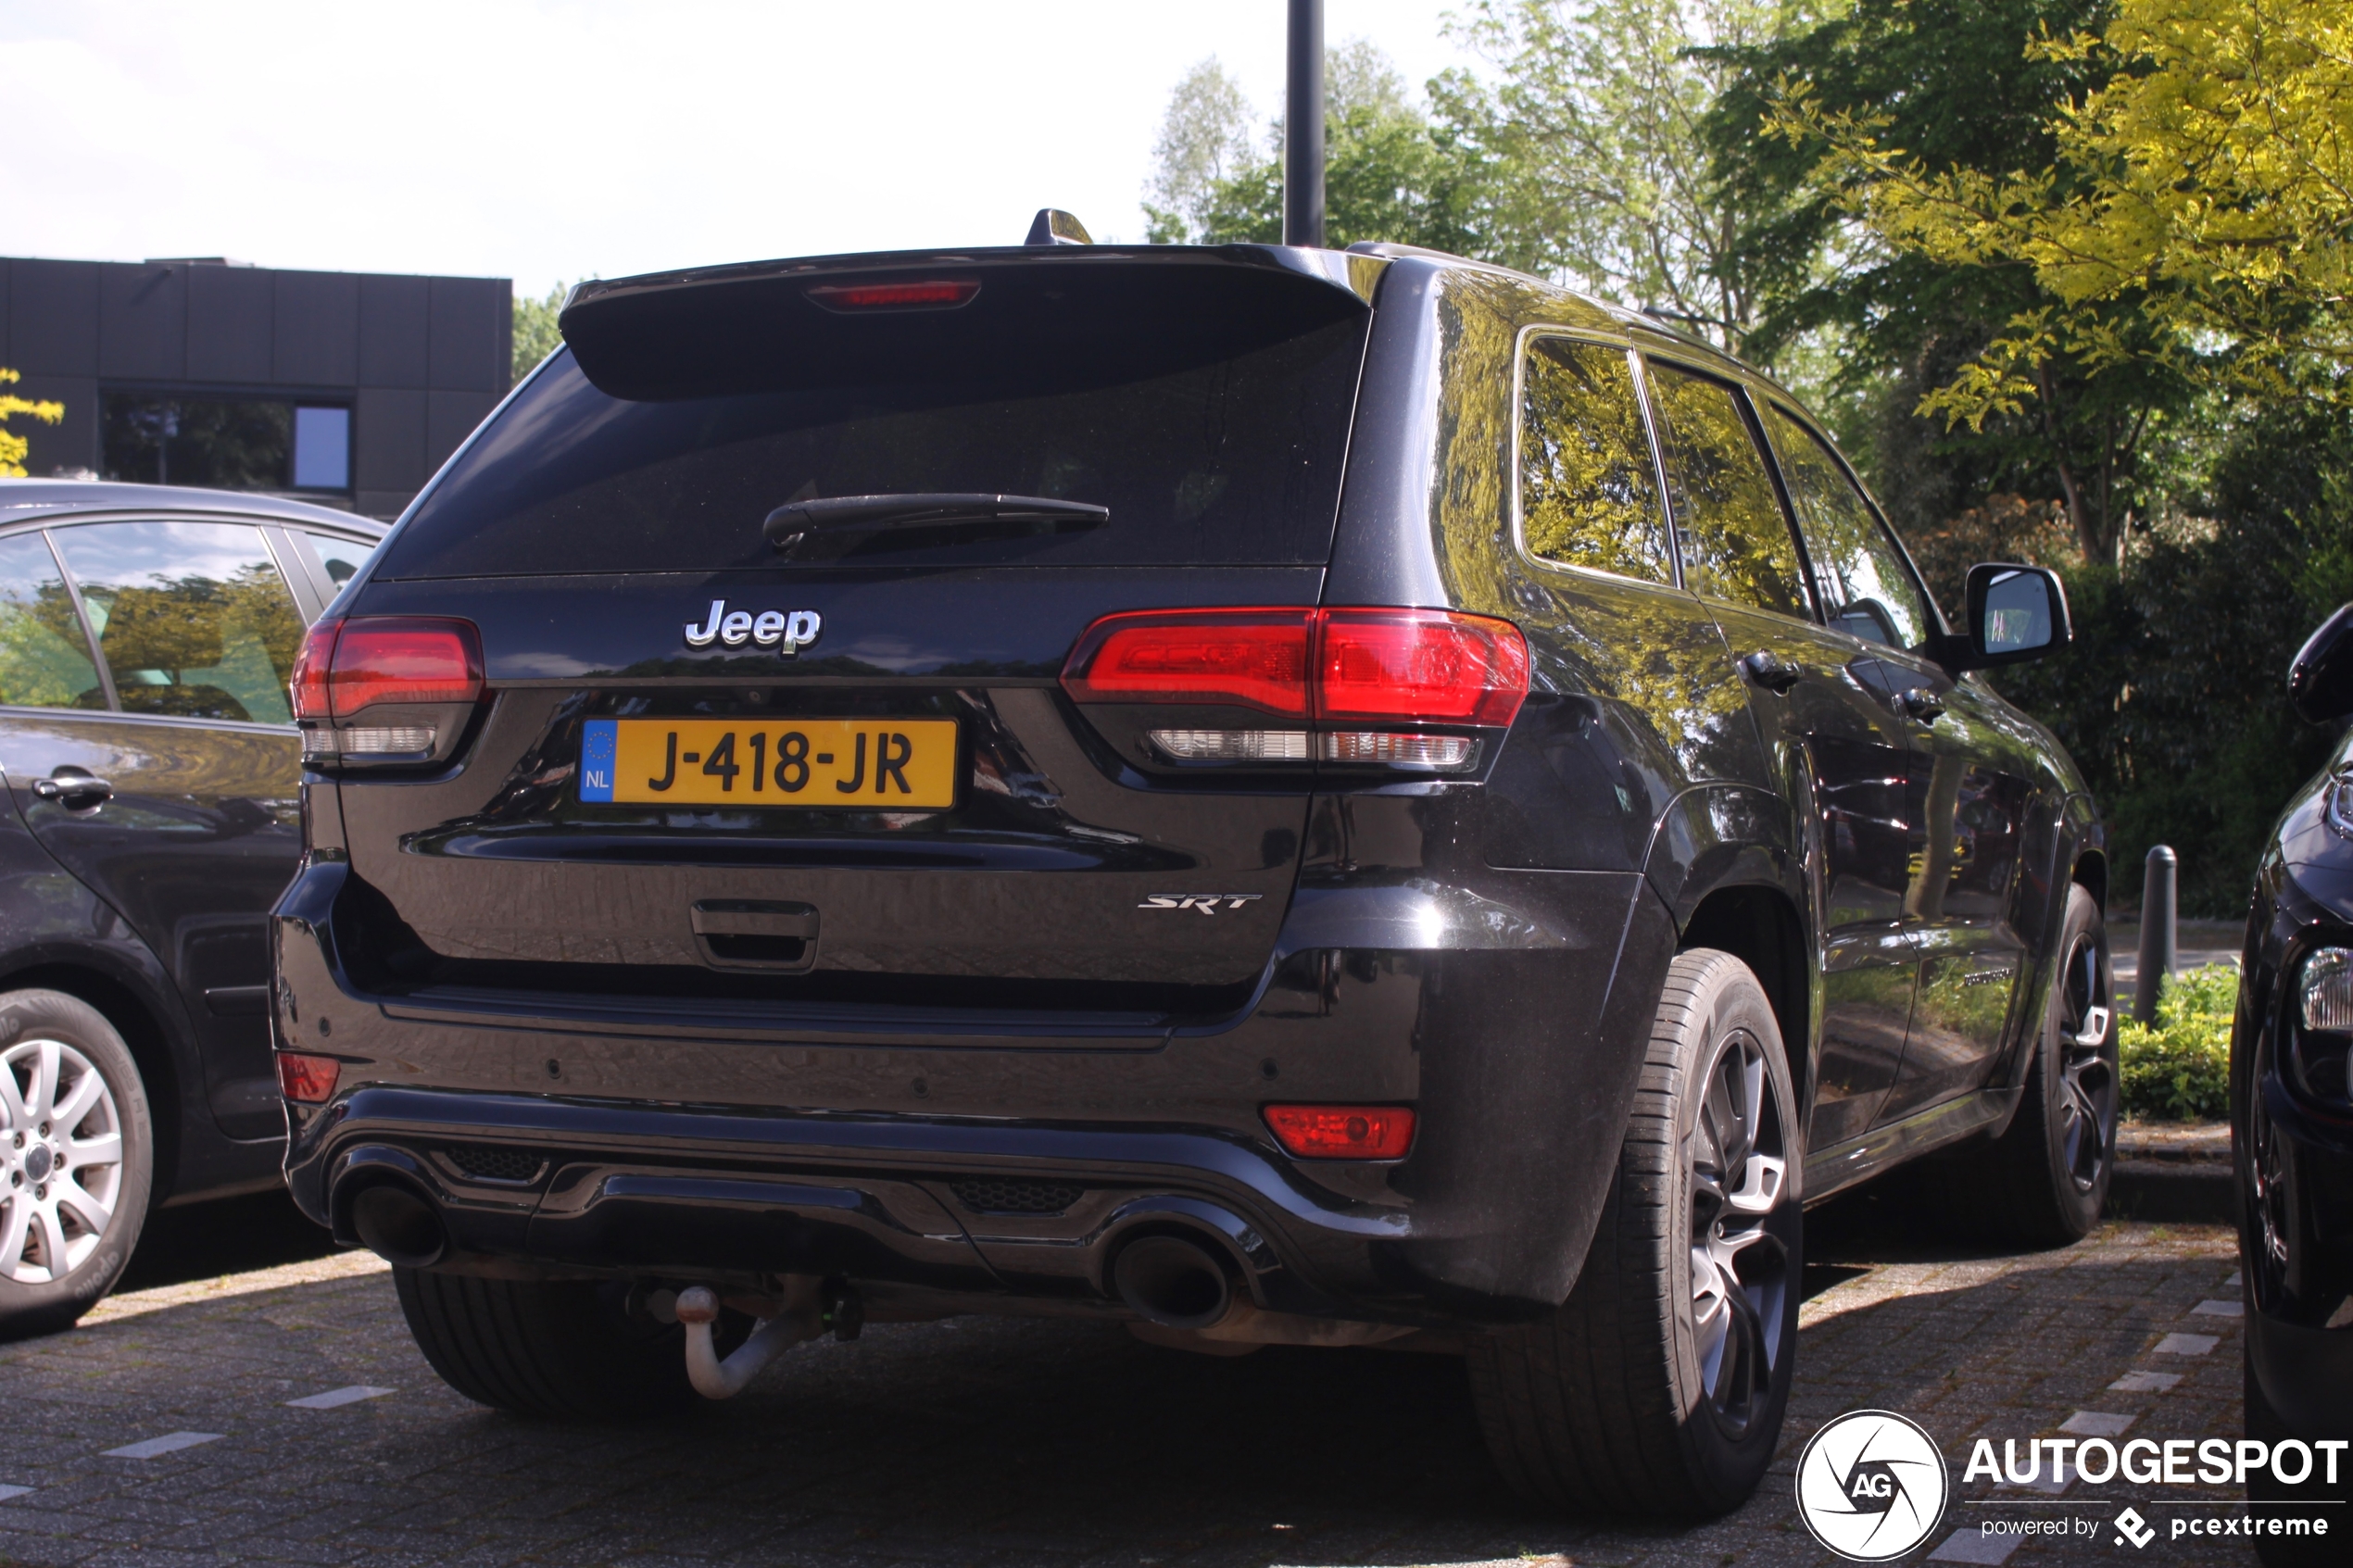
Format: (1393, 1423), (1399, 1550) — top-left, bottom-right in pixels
(1895, 687), (1947, 723)
(1739, 650), (1804, 695)
(31, 774), (113, 809)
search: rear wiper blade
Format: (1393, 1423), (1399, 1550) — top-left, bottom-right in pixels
(763, 493), (1109, 557)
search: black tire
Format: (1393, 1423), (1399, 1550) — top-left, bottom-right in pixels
(0, 988), (154, 1340)
(2246, 1348), (2345, 1568)
(394, 1267), (719, 1420)
(1934, 885), (2115, 1247)
(1466, 949), (1802, 1518)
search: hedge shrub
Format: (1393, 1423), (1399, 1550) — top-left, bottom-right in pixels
(2118, 962), (2237, 1121)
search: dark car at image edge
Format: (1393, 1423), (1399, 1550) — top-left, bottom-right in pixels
(0, 483), (383, 1333)
(272, 235), (2114, 1515)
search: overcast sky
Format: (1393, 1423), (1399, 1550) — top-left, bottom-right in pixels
(0, 1), (1478, 295)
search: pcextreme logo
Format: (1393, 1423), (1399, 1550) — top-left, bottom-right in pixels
(1794, 1410), (1951, 1561)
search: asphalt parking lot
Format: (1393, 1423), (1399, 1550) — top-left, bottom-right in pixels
(0, 1186), (2259, 1568)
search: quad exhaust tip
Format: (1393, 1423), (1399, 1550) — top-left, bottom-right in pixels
(349, 1183), (447, 1270)
(1113, 1234), (1232, 1330)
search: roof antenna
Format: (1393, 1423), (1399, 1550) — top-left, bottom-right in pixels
(1025, 209), (1094, 245)
(1283, 0), (1325, 248)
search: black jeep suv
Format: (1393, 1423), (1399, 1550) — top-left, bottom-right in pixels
(275, 238), (2110, 1516)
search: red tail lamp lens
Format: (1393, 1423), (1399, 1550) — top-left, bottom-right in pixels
(1063, 610), (1313, 716)
(1319, 610), (1529, 725)
(326, 618), (483, 715)
(1264, 1104), (1416, 1160)
(276, 1052), (340, 1104)
(805, 279), (981, 311)
(290, 619), (340, 721)
(1062, 608), (1528, 728)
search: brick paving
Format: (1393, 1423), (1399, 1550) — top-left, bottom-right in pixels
(0, 1198), (2260, 1566)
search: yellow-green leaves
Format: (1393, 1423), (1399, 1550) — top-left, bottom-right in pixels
(1772, 0), (2353, 420)
(0, 368), (64, 479)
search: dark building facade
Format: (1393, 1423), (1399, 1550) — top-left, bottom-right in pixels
(1, 256), (512, 519)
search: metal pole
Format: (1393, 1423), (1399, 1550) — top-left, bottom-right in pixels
(1284, 0), (1325, 248)
(2134, 845), (2178, 1024)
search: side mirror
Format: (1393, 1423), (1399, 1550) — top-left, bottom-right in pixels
(2289, 603), (2353, 724)
(1958, 563), (2070, 670)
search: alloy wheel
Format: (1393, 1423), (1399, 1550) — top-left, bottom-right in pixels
(1687, 1026), (1794, 1435)
(2057, 932), (2118, 1193)
(0, 1038), (125, 1285)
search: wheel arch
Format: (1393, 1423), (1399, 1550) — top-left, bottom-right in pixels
(2073, 847), (2108, 912)
(1677, 882), (1811, 1111)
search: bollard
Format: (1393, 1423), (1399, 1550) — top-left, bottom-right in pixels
(2134, 845), (2178, 1024)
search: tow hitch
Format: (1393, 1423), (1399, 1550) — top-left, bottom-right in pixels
(671, 1279), (860, 1399)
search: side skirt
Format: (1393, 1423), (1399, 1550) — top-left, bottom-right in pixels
(1803, 1086), (2023, 1206)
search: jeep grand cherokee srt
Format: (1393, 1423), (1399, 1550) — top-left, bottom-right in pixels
(272, 234), (2110, 1516)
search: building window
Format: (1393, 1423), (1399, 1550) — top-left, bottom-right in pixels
(100, 394), (353, 495)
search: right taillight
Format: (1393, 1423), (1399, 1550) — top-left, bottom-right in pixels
(1061, 607), (1527, 771)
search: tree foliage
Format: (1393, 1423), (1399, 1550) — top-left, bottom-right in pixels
(0, 369), (62, 479)
(1777, 0), (2353, 419)
(512, 283), (569, 386)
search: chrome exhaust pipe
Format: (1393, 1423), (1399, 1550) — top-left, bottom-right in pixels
(348, 1183), (447, 1269)
(673, 1281), (824, 1399)
(1113, 1235), (1232, 1330)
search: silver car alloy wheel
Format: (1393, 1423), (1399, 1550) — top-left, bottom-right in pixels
(0, 1037), (125, 1285)
(1686, 1025), (1794, 1436)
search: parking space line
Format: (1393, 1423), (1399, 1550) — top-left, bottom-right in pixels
(102, 1432), (224, 1460)
(0, 1485), (31, 1501)
(2059, 1411), (2136, 1437)
(2153, 1331), (2220, 1355)
(1929, 1527), (2021, 1563)
(2109, 1370), (2183, 1392)
(284, 1385), (394, 1410)
(2191, 1298), (2244, 1317)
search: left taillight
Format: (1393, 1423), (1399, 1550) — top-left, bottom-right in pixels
(293, 616), (483, 765)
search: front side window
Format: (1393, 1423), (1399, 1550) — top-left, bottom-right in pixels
(1762, 405), (1933, 651)
(49, 522), (307, 724)
(0, 534), (104, 710)
(1644, 363), (1807, 618)
(1518, 337), (1671, 583)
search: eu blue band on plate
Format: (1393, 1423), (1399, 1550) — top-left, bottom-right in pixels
(579, 719), (617, 802)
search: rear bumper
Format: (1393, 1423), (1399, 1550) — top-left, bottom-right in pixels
(274, 849), (1679, 1324)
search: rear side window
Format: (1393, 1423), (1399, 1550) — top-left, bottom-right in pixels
(1517, 337), (1671, 583)
(374, 264), (1370, 577)
(1762, 405), (1934, 651)
(50, 522), (307, 724)
(1643, 363), (1806, 618)
(303, 531), (376, 586)
(0, 533), (103, 710)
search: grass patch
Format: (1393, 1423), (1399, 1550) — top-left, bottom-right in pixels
(2119, 961), (2237, 1121)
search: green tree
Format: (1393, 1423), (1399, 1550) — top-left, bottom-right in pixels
(1440, 0), (1823, 352)
(513, 283), (569, 385)
(1144, 40), (1488, 254)
(0, 368), (62, 479)
(1709, 0), (2194, 565)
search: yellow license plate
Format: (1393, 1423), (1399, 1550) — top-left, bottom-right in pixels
(579, 718), (958, 808)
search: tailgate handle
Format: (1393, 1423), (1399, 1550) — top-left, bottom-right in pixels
(691, 901), (818, 938)
(691, 900), (819, 972)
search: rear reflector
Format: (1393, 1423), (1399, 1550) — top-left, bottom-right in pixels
(276, 1052), (340, 1104)
(1264, 1104), (1416, 1160)
(1063, 608), (1526, 728)
(805, 279), (982, 311)
(290, 617), (484, 721)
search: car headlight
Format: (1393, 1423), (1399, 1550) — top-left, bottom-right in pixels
(2292, 947), (2353, 1107)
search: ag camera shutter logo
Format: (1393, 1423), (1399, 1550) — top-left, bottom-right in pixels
(1794, 1410), (1951, 1562)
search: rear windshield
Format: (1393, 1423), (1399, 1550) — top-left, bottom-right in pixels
(375, 261), (1370, 577)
